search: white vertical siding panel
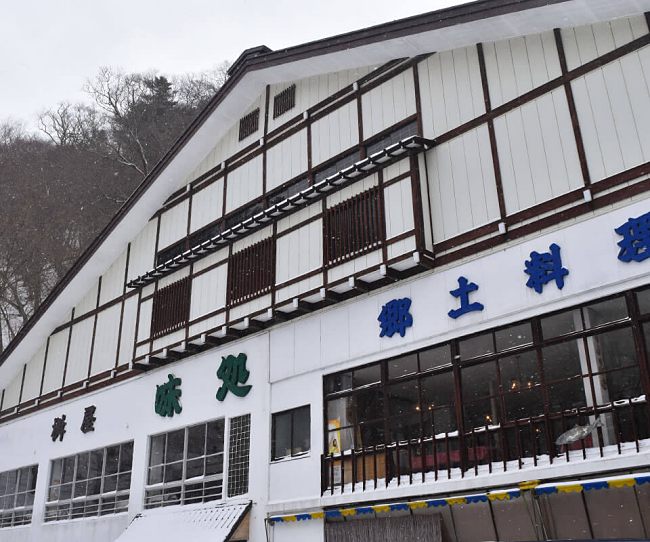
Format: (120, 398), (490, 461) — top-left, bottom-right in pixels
(362, 70), (416, 138)
(311, 101), (359, 166)
(495, 89), (582, 215)
(266, 66), (375, 133)
(20, 345), (46, 402)
(562, 16), (648, 70)
(602, 61), (644, 169)
(41, 330), (69, 394)
(158, 199), (189, 249)
(64, 318), (95, 385)
(100, 250), (127, 305)
(75, 282), (98, 317)
(190, 179), (224, 233)
(384, 179), (414, 239)
(546, 90), (583, 196)
(573, 71), (625, 179)
(190, 265), (227, 320)
(572, 46), (650, 182)
(418, 47), (485, 138)
(622, 47), (650, 161)
(275, 220), (323, 284)
(425, 126), (499, 242)
(484, 31), (560, 109)
(118, 296), (138, 366)
(127, 219), (158, 281)
(266, 129), (308, 191)
(2, 371), (22, 409)
(91, 304), (121, 375)
(225, 154), (263, 213)
(137, 299), (153, 342)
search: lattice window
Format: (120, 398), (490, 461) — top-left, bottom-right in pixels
(156, 239), (186, 267)
(238, 108), (260, 141)
(227, 238), (275, 305)
(150, 277), (191, 338)
(145, 420), (225, 509)
(45, 442), (132, 521)
(273, 84), (296, 119)
(365, 120), (418, 156)
(227, 414), (251, 497)
(324, 186), (383, 265)
(0, 465), (37, 528)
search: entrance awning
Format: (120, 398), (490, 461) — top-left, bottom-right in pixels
(116, 501), (251, 542)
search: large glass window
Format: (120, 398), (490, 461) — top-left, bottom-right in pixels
(0, 465), (37, 528)
(145, 420), (225, 508)
(323, 291), (650, 468)
(45, 442), (132, 521)
(272, 406), (311, 460)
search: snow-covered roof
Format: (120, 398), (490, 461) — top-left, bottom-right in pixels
(115, 501), (250, 542)
(2, 0), (650, 387)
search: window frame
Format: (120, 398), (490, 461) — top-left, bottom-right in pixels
(44, 441), (133, 522)
(271, 405), (311, 461)
(144, 419), (226, 509)
(323, 290), (650, 456)
(0, 465), (38, 528)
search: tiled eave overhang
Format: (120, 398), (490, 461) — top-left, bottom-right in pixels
(127, 135), (434, 289)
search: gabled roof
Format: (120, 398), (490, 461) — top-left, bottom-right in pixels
(2, 0), (649, 386)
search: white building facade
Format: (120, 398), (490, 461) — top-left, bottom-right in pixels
(2, 1), (650, 540)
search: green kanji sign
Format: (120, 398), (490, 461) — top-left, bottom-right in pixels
(155, 373), (182, 417)
(216, 353), (252, 401)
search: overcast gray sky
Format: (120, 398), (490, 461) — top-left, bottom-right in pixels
(0, 0), (466, 130)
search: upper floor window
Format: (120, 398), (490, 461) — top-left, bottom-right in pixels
(365, 119), (418, 156)
(156, 239), (186, 267)
(227, 238), (275, 305)
(324, 186), (382, 265)
(272, 405), (311, 460)
(45, 442), (133, 521)
(145, 420), (225, 508)
(238, 108), (260, 141)
(151, 277), (191, 338)
(0, 465), (38, 528)
(273, 84), (296, 119)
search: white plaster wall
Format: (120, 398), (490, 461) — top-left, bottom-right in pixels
(0, 333), (271, 542)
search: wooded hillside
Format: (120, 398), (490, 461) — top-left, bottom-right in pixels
(0, 64), (228, 350)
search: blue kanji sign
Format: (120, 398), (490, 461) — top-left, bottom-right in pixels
(378, 298), (413, 338)
(615, 211), (650, 263)
(448, 276), (484, 319)
(524, 243), (569, 294)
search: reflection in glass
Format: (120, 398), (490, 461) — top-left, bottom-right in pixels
(495, 323), (532, 351)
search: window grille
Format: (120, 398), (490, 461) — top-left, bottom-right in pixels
(45, 442), (132, 521)
(227, 238), (275, 305)
(273, 85), (296, 119)
(145, 420), (225, 509)
(0, 465), (37, 528)
(227, 414), (251, 497)
(324, 186), (382, 265)
(150, 277), (191, 338)
(238, 108), (260, 141)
